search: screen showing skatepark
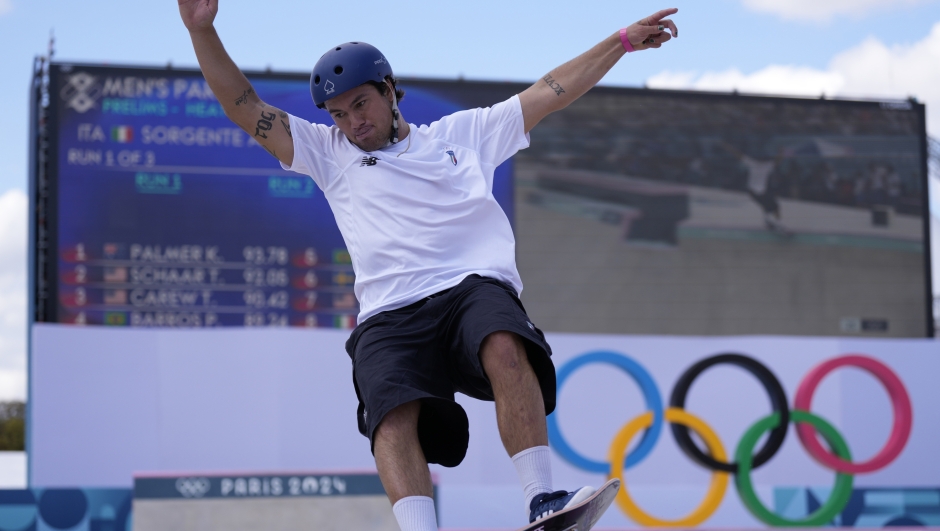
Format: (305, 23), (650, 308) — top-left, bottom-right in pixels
(404, 80), (931, 337)
(39, 64), (931, 337)
(516, 88), (931, 337)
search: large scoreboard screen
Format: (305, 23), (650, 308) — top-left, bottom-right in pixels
(44, 64), (512, 329)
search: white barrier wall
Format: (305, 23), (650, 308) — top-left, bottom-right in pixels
(30, 324), (940, 528)
(30, 325), (374, 485)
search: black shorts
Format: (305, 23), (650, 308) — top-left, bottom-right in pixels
(344, 275), (555, 468)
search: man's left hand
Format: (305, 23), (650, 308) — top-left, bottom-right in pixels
(624, 8), (679, 50)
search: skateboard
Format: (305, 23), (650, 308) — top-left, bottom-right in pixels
(516, 478), (620, 531)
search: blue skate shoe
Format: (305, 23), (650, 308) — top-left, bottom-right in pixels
(528, 486), (596, 523)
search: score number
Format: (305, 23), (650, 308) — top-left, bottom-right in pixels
(243, 246), (288, 265)
(243, 268), (289, 287)
(244, 313), (288, 327)
(243, 290), (288, 309)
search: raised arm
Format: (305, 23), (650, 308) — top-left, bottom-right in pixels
(518, 8), (679, 133)
(178, 0), (294, 166)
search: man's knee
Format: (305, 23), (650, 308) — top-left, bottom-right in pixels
(374, 400), (421, 444)
(480, 331), (531, 378)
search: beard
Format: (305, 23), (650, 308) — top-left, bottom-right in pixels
(351, 123), (394, 152)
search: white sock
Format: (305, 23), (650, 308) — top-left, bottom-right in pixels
(512, 445), (553, 513)
(392, 496), (437, 531)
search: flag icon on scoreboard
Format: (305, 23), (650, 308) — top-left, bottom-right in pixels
(104, 267), (128, 283)
(333, 293), (357, 309)
(333, 271), (355, 286)
(104, 312), (128, 326)
(104, 289), (128, 305)
(111, 126), (134, 143)
(332, 249), (352, 264)
(334, 314), (355, 329)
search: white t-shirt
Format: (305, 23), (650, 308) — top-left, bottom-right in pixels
(740, 155), (775, 195)
(282, 95), (530, 323)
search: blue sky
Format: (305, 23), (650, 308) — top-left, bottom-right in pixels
(1, 0), (939, 195)
(0, 0), (939, 400)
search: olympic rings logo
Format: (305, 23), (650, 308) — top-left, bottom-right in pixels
(175, 476), (211, 498)
(547, 351), (913, 527)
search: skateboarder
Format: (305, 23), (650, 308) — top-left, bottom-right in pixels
(177, 2), (678, 529)
(719, 142), (788, 234)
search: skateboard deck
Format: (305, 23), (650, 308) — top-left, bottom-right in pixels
(516, 478), (620, 531)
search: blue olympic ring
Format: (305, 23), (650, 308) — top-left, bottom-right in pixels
(547, 350), (663, 473)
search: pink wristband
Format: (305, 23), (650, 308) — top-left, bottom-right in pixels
(619, 28), (635, 53)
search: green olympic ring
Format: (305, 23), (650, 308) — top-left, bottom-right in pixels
(736, 410), (854, 527)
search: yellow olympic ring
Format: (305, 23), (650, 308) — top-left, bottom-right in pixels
(607, 407), (729, 527)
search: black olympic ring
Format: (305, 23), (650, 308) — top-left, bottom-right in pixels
(668, 353), (789, 473)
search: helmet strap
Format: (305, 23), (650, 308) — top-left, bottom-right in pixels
(388, 79), (400, 144)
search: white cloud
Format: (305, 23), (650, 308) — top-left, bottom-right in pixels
(0, 189), (27, 401)
(647, 21), (940, 135)
(829, 31), (940, 112)
(741, 0), (931, 23)
(0, 370), (25, 403)
(649, 66), (843, 98)
(0, 0), (12, 17)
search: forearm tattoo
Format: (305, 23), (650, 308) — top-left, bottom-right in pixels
(542, 74), (566, 96)
(234, 88), (255, 106)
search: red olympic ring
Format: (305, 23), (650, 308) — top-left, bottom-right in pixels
(794, 354), (913, 474)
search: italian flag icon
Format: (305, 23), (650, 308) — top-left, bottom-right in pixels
(334, 314), (355, 329)
(111, 126), (134, 143)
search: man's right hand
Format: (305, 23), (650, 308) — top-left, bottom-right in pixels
(178, 0), (218, 32)
(178, 0), (295, 166)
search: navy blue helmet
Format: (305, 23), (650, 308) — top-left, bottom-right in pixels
(310, 42), (393, 108)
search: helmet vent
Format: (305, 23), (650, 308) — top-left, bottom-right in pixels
(335, 47), (342, 51)
(334, 66), (344, 75)
(313, 75), (320, 85)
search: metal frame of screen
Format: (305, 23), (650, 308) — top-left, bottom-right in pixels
(918, 105), (935, 337)
(27, 55), (51, 483)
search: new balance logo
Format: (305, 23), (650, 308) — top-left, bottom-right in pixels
(360, 156), (378, 167)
